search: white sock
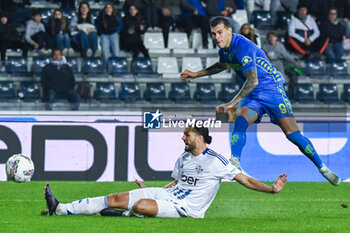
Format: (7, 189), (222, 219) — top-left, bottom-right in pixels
(55, 196), (109, 215)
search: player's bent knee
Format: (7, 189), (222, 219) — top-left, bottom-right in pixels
(132, 199), (158, 216)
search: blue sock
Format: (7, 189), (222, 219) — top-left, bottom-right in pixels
(230, 116), (249, 160)
(286, 131), (323, 168)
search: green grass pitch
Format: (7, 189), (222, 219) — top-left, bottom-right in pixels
(0, 181), (349, 233)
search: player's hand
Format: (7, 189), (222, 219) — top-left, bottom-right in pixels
(135, 179), (147, 188)
(216, 102), (234, 114)
(180, 69), (197, 80)
(271, 173), (287, 193)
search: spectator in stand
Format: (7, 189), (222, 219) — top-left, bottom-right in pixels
(203, 0), (240, 34)
(180, 0), (210, 49)
(330, 0), (350, 38)
(245, 0), (270, 21)
(263, 31), (298, 75)
(286, 3), (329, 59)
(41, 49), (80, 111)
(2, 0), (32, 26)
(69, 2), (99, 57)
(47, 9), (74, 56)
(322, 8), (346, 62)
(0, 11), (28, 71)
(97, 3), (123, 63)
(121, 4), (149, 58)
(156, 0), (194, 48)
(270, 0), (298, 25)
(23, 9), (50, 54)
(239, 23), (257, 44)
(298, 0), (328, 24)
(123, 0), (160, 31)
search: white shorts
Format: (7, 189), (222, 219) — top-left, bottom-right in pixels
(128, 187), (186, 218)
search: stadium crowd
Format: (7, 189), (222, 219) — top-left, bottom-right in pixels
(0, 0), (350, 109)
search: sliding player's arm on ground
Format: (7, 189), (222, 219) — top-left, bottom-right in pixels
(180, 62), (228, 81)
(216, 69), (259, 113)
(134, 179), (178, 189)
(234, 173), (287, 194)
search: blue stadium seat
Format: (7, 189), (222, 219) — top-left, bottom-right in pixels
(62, 8), (76, 24)
(31, 56), (50, 76)
(0, 81), (17, 102)
(144, 83), (172, 103)
(304, 59), (327, 79)
(108, 57), (132, 78)
(328, 60), (348, 79)
(219, 83), (240, 102)
(82, 58), (107, 77)
(6, 57), (29, 76)
(252, 11), (274, 29)
(119, 82), (145, 103)
(293, 83), (317, 104)
(66, 57), (80, 75)
(342, 84), (350, 103)
(94, 82), (117, 103)
(277, 11), (292, 30)
(91, 9), (100, 21)
(195, 83), (221, 104)
(40, 8), (53, 24)
(20, 81), (41, 102)
(317, 84), (342, 104)
(131, 57), (158, 78)
(169, 83), (196, 104)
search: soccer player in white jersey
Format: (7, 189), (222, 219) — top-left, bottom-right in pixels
(45, 124), (288, 218)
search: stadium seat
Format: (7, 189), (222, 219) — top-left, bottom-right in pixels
(219, 83), (240, 102)
(195, 83), (221, 104)
(91, 9), (100, 21)
(293, 83), (317, 104)
(66, 57), (80, 75)
(40, 8), (53, 24)
(192, 31), (214, 49)
(168, 32), (194, 54)
(277, 11), (292, 30)
(342, 84), (350, 103)
(328, 60), (348, 79)
(0, 81), (17, 102)
(108, 57), (132, 78)
(131, 57), (158, 78)
(6, 57), (29, 76)
(182, 57), (205, 77)
(144, 83), (171, 103)
(317, 84), (342, 104)
(82, 58), (107, 77)
(169, 83), (196, 104)
(206, 57), (232, 79)
(94, 82), (117, 103)
(31, 56), (50, 76)
(232, 9), (249, 26)
(144, 32), (170, 54)
(62, 8), (76, 24)
(157, 57), (179, 78)
(251, 11), (274, 30)
(119, 82), (144, 103)
(19, 81), (41, 102)
(304, 59), (327, 79)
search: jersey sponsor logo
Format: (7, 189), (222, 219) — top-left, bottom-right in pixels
(181, 174), (199, 186)
(241, 56), (252, 66)
(230, 63), (242, 71)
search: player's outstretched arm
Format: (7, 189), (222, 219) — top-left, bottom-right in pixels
(217, 69), (259, 113)
(180, 62), (228, 81)
(234, 173), (287, 194)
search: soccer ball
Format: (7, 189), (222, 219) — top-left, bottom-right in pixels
(5, 154), (35, 182)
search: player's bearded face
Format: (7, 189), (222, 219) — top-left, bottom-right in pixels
(211, 23), (232, 49)
(182, 129), (197, 152)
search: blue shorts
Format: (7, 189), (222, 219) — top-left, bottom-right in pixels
(239, 84), (294, 123)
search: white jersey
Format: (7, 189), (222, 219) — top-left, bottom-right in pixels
(168, 148), (240, 218)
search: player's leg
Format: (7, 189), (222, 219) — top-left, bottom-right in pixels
(230, 106), (259, 169)
(277, 117), (341, 185)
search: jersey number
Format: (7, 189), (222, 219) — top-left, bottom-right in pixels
(279, 104), (287, 114)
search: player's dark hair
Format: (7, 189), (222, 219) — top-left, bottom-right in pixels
(210, 16), (230, 29)
(193, 123), (212, 144)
